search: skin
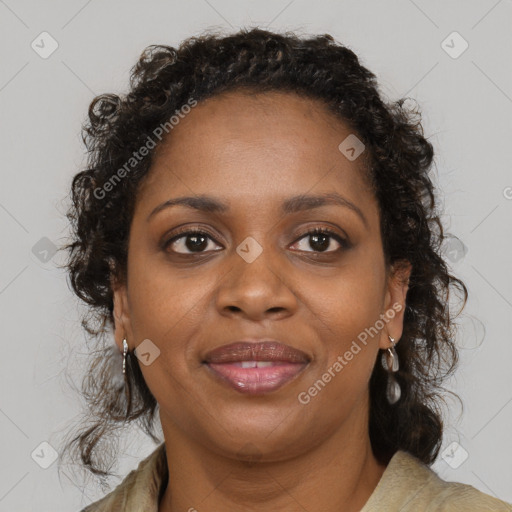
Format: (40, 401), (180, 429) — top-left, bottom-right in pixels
(111, 90), (412, 512)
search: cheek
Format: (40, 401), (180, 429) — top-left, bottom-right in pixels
(124, 255), (207, 413)
(126, 248), (207, 336)
(305, 256), (385, 338)
(300, 254), (385, 395)
(125, 252), (224, 391)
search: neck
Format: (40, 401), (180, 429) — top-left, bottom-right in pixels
(158, 402), (387, 512)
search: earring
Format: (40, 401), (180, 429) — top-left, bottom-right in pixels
(381, 335), (401, 404)
(122, 338), (128, 374)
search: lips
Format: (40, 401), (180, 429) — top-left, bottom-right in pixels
(203, 341), (310, 364)
(203, 340), (310, 394)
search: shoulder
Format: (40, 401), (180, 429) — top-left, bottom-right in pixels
(362, 450), (512, 512)
(431, 480), (512, 511)
(78, 443), (167, 512)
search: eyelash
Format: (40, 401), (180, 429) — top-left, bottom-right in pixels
(162, 226), (351, 255)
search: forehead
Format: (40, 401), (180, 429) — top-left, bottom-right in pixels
(153, 89), (356, 158)
(136, 90), (375, 217)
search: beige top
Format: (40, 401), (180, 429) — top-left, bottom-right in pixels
(80, 443), (511, 511)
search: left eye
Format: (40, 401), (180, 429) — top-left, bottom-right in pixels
(291, 228), (347, 253)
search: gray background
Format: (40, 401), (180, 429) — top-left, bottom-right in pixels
(1, 0), (511, 510)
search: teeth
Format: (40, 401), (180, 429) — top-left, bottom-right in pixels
(235, 361), (276, 368)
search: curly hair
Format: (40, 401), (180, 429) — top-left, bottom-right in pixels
(59, 26), (467, 485)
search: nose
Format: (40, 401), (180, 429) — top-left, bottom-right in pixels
(215, 243), (298, 322)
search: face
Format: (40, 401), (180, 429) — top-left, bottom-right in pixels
(112, 90), (411, 461)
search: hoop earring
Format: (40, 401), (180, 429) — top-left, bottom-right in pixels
(122, 338), (128, 375)
(381, 335), (401, 404)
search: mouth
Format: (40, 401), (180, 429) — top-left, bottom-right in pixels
(202, 340), (311, 395)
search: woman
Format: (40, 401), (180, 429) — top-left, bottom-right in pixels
(61, 27), (512, 511)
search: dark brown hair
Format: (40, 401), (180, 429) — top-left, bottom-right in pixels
(59, 27), (467, 485)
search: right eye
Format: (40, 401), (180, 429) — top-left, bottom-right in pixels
(162, 228), (223, 255)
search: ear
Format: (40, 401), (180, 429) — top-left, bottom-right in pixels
(111, 274), (134, 352)
(378, 259), (412, 351)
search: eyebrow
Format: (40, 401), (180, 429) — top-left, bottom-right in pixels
(146, 192), (368, 228)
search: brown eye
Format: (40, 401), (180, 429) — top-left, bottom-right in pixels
(163, 229), (222, 254)
(291, 227), (350, 253)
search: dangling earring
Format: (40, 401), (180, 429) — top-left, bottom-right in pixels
(122, 338), (128, 374)
(381, 335), (401, 404)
